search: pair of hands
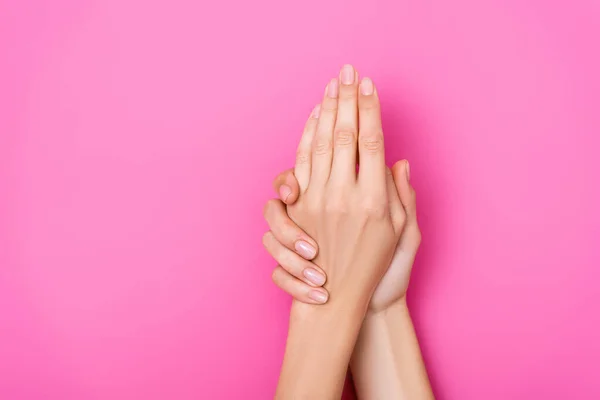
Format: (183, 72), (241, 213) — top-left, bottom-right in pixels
(263, 65), (421, 313)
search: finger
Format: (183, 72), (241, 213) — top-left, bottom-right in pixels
(391, 160), (417, 222)
(263, 232), (326, 287)
(330, 64), (359, 183)
(310, 78), (339, 188)
(295, 104), (320, 192)
(392, 159), (422, 248)
(263, 199), (318, 260)
(386, 167), (406, 234)
(357, 77), (386, 195)
(272, 266), (329, 304)
(273, 169), (300, 205)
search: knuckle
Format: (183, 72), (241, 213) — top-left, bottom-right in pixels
(305, 117), (318, 128)
(279, 216), (296, 234)
(360, 99), (380, 111)
(321, 99), (338, 112)
(306, 198), (322, 215)
(362, 197), (388, 218)
(271, 267), (281, 283)
(262, 231), (273, 248)
(393, 210), (407, 231)
(360, 133), (384, 153)
(334, 130), (356, 147)
(278, 249), (293, 267)
(338, 90), (357, 101)
(263, 199), (277, 218)
(296, 150), (310, 165)
(313, 138), (332, 155)
(325, 199), (346, 215)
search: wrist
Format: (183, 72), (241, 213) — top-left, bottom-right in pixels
(291, 288), (371, 326)
(365, 296), (409, 320)
(280, 292), (370, 398)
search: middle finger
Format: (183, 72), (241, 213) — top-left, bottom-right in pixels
(330, 64), (359, 183)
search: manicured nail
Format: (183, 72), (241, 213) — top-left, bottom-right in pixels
(279, 185), (292, 202)
(341, 64), (354, 85)
(308, 289), (328, 303)
(360, 77), (374, 95)
(303, 268), (326, 286)
(295, 240), (317, 259)
(311, 104), (321, 118)
(405, 161), (410, 181)
(327, 79), (339, 98)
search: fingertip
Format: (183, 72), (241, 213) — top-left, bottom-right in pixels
(303, 268), (326, 287)
(311, 104), (321, 119)
(359, 77), (375, 96)
(271, 267), (328, 305)
(262, 231), (272, 248)
(392, 160), (410, 185)
(392, 159), (417, 215)
(326, 78), (339, 99)
(274, 169), (300, 204)
(294, 240), (317, 260)
(278, 185), (292, 203)
(391, 159), (404, 174)
(308, 289), (329, 304)
(283, 172), (300, 204)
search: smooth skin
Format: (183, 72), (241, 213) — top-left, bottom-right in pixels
(266, 65), (434, 399)
(266, 161), (419, 309)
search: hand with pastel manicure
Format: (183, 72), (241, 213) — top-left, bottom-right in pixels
(262, 67), (421, 312)
(274, 66), (432, 400)
(265, 157), (420, 312)
(265, 65), (406, 307)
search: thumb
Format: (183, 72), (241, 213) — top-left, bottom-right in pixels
(391, 160), (417, 222)
(273, 169), (300, 205)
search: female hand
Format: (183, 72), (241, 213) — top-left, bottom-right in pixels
(263, 85), (421, 313)
(265, 66), (407, 306)
(264, 161), (420, 311)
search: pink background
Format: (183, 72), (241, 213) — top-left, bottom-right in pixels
(1, 0), (599, 399)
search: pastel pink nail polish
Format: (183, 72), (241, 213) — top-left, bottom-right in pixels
(279, 185), (292, 202)
(311, 104), (321, 118)
(308, 290), (328, 303)
(303, 268), (326, 286)
(295, 240), (316, 259)
(327, 79), (339, 98)
(341, 64), (354, 85)
(360, 77), (374, 95)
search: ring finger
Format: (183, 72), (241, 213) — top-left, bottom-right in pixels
(271, 266), (329, 304)
(263, 232), (327, 287)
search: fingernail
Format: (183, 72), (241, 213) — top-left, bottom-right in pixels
(279, 185), (292, 201)
(360, 77), (374, 95)
(295, 240), (317, 259)
(308, 289), (328, 303)
(303, 268), (326, 286)
(327, 79), (339, 98)
(341, 64), (354, 85)
(311, 104), (321, 118)
(405, 161), (410, 181)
